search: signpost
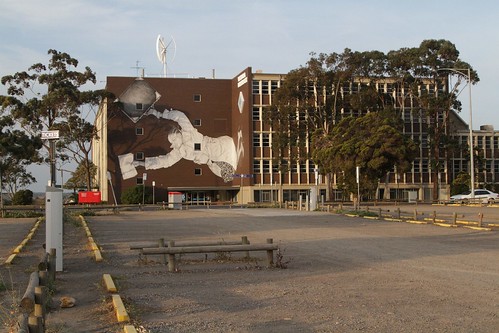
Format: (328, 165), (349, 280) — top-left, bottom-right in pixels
(42, 130), (60, 187)
(43, 130), (63, 270)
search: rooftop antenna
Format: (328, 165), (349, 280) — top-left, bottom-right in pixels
(156, 34), (176, 78)
(130, 60), (145, 78)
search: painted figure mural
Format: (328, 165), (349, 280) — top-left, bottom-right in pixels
(119, 108), (238, 182)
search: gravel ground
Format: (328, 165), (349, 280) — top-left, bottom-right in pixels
(2, 206), (499, 332)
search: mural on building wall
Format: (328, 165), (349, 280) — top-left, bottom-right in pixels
(119, 108), (238, 182)
(118, 79), (161, 122)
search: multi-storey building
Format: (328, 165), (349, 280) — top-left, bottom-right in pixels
(92, 68), (495, 204)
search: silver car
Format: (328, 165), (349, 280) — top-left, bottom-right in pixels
(450, 189), (499, 204)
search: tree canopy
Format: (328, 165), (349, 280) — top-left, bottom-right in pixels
(312, 109), (417, 197)
(0, 111), (42, 199)
(0, 49), (112, 190)
(267, 39), (477, 200)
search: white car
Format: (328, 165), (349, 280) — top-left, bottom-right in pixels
(450, 189), (499, 204)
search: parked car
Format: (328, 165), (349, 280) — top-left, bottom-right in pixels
(450, 189), (499, 204)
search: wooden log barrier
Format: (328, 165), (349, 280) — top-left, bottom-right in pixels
(130, 237), (250, 250)
(142, 243), (279, 272)
(20, 271), (39, 314)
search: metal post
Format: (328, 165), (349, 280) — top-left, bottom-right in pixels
(50, 140), (56, 186)
(152, 181), (156, 205)
(467, 68), (475, 200)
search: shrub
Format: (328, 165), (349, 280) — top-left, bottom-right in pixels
(11, 189), (33, 205)
(121, 186), (152, 204)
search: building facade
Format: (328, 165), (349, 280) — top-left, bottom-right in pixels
(93, 68), (496, 204)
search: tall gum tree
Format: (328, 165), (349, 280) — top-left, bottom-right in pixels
(1, 49), (113, 190)
(387, 39), (478, 201)
(269, 39), (476, 201)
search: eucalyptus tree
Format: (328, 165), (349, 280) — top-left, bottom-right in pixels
(312, 109), (417, 199)
(387, 39), (478, 200)
(271, 40), (476, 201)
(0, 113), (42, 202)
(0, 49), (111, 190)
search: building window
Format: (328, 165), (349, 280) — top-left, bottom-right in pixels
(486, 137), (492, 149)
(485, 160), (492, 172)
(136, 103), (143, 110)
(262, 133), (270, 147)
(261, 81), (269, 95)
(253, 107), (260, 121)
(252, 80), (260, 94)
(253, 134), (261, 147)
(477, 136), (483, 149)
(135, 152), (144, 161)
(413, 159), (420, 173)
(263, 160), (270, 173)
(422, 160), (429, 173)
(421, 135), (428, 149)
(193, 94), (202, 102)
(193, 119), (201, 126)
(194, 143), (201, 151)
(194, 168), (202, 176)
(253, 160), (261, 173)
(495, 161), (499, 173)
(136, 177), (143, 185)
(271, 80), (279, 93)
(136, 128), (144, 135)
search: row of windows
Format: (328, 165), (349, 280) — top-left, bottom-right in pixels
(252, 80), (280, 95)
(253, 160), (317, 173)
(252, 79), (444, 97)
(453, 159), (499, 173)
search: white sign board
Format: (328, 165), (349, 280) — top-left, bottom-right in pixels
(41, 130), (60, 140)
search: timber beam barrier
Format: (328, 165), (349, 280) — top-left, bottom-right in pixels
(140, 238), (277, 272)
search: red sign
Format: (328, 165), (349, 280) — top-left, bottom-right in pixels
(78, 191), (101, 204)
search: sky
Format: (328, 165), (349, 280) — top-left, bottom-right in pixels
(1, 0), (498, 192)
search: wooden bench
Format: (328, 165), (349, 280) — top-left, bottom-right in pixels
(140, 238), (277, 272)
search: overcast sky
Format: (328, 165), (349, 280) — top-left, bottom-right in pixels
(1, 0), (498, 191)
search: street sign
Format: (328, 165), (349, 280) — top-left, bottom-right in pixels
(41, 130), (60, 140)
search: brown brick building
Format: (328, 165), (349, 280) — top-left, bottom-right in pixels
(93, 68), (497, 204)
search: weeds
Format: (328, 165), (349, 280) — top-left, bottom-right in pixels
(0, 269), (20, 332)
(275, 247), (291, 269)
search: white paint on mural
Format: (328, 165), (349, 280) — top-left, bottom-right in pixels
(119, 108), (238, 182)
(238, 91), (245, 113)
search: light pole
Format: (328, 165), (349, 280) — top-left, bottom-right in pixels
(438, 68), (475, 199)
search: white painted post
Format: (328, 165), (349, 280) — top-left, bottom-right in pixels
(45, 186), (63, 271)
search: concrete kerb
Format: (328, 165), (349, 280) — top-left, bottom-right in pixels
(79, 215), (103, 262)
(4, 217), (43, 265)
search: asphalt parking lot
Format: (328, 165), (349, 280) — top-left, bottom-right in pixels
(2, 205), (498, 332)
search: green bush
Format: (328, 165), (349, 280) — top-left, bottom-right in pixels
(121, 186), (152, 204)
(11, 189), (34, 205)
